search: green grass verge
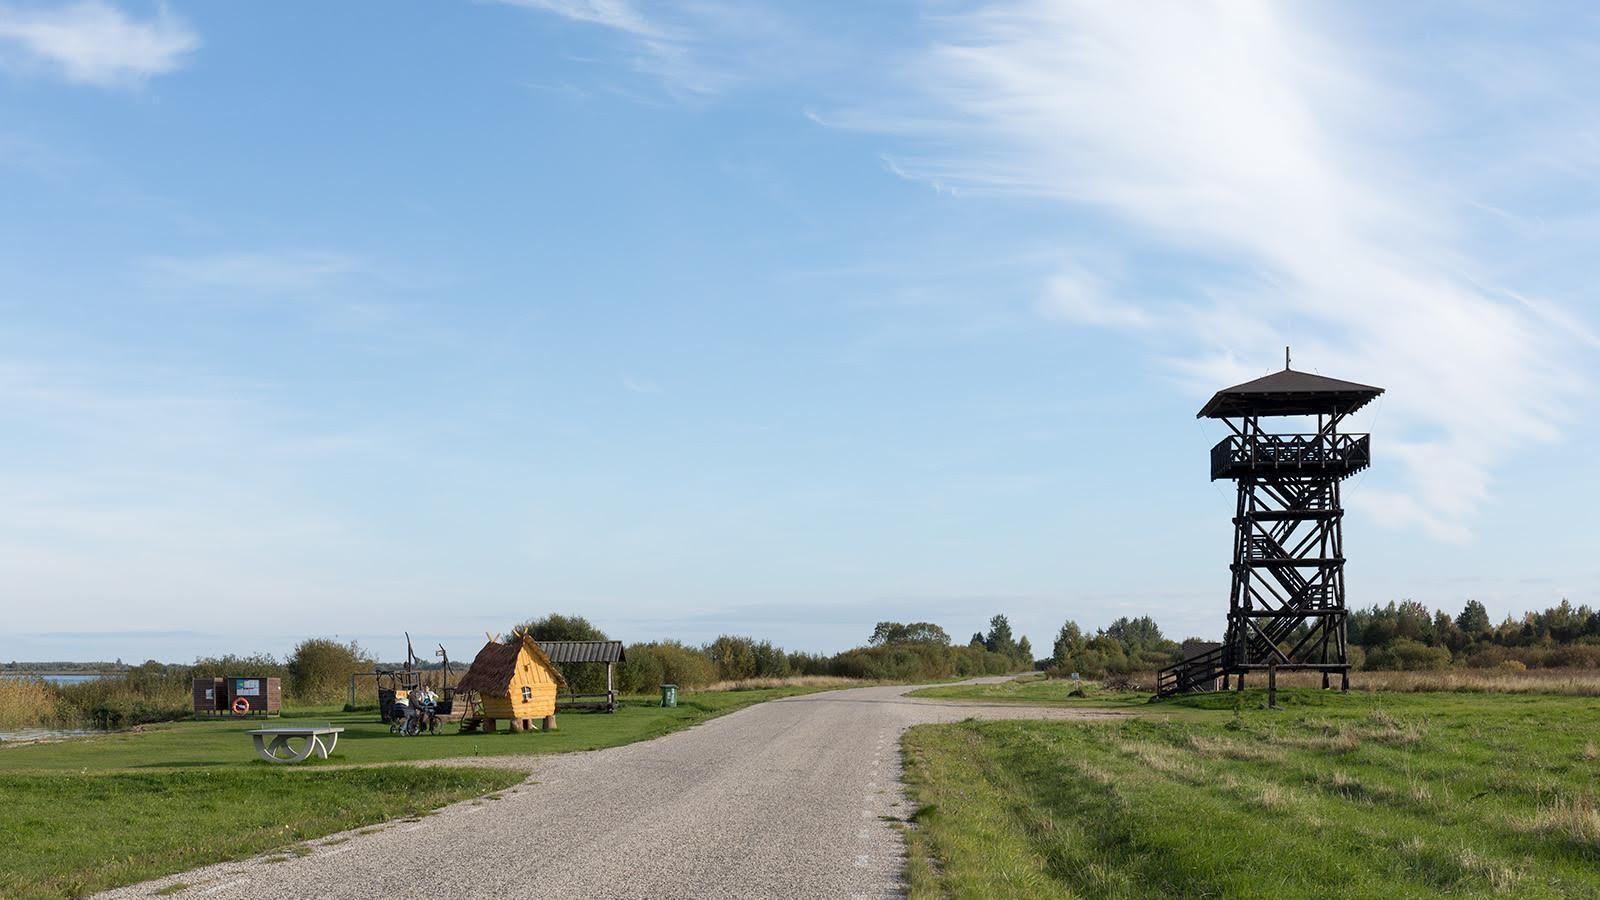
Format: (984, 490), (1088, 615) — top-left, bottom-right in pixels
(0, 687), (819, 773)
(906, 675), (1148, 708)
(902, 688), (1600, 898)
(0, 765), (523, 899)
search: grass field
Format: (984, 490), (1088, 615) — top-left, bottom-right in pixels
(1, 766), (524, 899)
(902, 687), (1600, 898)
(0, 686), (819, 897)
(0, 687), (817, 772)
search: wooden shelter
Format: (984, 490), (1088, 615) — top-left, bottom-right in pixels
(193, 676), (280, 716)
(455, 635), (564, 733)
(1158, 352), (1383, 699)
(538, 640), (627, 712)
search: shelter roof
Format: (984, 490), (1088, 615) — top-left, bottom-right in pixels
(1197, 367), (1383, 419)
(456, 636), (564, 694)
(537, 640), (627, 664)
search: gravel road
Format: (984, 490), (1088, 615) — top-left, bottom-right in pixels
(104, 681), (1124, 899)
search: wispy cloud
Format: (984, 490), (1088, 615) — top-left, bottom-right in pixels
(501, 0), (662, 38)
(621, 373), (662, 394)
(143, 251), (362, 293)
(1038, 265), (1151, 330)
(497, 0), (724, 95)
(0, 1), (197, 87)
(842, 0), (1590, 541)
(496, 0), (812, 98)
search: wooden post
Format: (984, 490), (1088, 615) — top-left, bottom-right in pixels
(607, 662), (615, 712)
(542, 714), (558, 731)
(1340, 669), (1350, 692)
(1322, 670), (1330, 689)
(509, 718), (523, 733)
(1268, 663), (1278, 709)
(483, 718), (496, 734)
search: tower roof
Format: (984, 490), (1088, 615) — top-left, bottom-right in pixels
(1196, 367), (1383, 419)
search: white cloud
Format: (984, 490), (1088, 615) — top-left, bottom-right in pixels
(855, 0), (1587, 541)
(0, 1), (197, 87)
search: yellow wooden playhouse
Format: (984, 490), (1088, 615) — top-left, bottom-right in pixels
(455, 635), (564, 733)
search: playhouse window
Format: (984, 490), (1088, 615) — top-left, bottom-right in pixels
(521, 686), (532, 702)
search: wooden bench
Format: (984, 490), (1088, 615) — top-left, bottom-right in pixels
(246, 726), (345, 763)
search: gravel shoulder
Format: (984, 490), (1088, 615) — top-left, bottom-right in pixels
(101, 680), (1126, 899)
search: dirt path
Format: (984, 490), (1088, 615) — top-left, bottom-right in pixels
(103, 681), (1125, 899)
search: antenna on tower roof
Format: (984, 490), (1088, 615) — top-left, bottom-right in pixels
(1285, 346), (1291, 370)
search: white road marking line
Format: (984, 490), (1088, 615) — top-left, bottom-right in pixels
(201, 879), (248, 895)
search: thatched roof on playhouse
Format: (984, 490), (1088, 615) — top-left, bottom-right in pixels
(456, 635), (565, 694)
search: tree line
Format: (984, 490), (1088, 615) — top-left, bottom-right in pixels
(1046, 615), (1183, 677)
(509, 612), (1036, 693)
(1040, 598), (1600, 678)
(1345, 598), (1600, 671)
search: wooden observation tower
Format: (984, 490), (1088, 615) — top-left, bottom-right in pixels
(1158, 352), (1383, 697)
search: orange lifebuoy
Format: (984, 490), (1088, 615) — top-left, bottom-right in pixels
(231, 696), (252, 716)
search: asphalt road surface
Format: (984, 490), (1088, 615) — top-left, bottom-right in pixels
(106, 681), (1125, 899)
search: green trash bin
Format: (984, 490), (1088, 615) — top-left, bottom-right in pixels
(660, 684), (678, 708)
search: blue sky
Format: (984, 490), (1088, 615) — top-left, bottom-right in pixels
(1, 1), (1596, 663)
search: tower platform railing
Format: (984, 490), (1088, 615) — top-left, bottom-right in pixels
(1210, 433), (1370, 480)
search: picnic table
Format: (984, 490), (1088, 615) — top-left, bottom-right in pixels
(246, 725), (345, 763)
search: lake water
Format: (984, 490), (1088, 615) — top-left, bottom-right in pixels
(1, 673), (107, 685)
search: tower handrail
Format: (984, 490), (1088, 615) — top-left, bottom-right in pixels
(1210, 432), (1370, 480)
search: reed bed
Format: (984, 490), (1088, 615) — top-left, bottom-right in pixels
(0, 677), (71, 731)
(1268, 667), (1600, 696)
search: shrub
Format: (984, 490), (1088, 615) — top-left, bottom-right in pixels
(707, 635), (759, 681)
(824, 643), (1017, 681)
(287, 639), (372, 704)
(618, 641), (717, 693)
(751, 640), (791, 678)
(1466, 644), (1513, 669)
(786, 651), (831, 676)
(1367, 639), (1451, 672)
(190, 653), (288, 682)
(57, 661), (191, 728)
(1549, 645), (1600, 670)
